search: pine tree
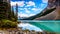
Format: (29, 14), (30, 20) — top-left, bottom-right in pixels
(15, 3), (18, 21)
(0, 2), (9, 19)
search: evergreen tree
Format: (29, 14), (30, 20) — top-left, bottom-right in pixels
(15, 3), (18, 21)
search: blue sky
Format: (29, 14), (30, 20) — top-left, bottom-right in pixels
(10, 0), (48, 31)
(11, 0), (48, 18)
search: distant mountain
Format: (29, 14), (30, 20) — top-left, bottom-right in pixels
(18, 16), (28, 20)
(20, 7), (56, 20)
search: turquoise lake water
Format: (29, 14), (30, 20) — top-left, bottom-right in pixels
(18, 20), (60, 33)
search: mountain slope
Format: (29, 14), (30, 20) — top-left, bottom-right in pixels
(35, 6), (60, 20)
(21, 7), (56, 20)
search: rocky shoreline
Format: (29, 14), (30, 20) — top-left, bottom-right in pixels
(0, 27), (57, 34)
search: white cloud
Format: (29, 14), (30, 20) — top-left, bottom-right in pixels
(41, 3), (45, 6)
(40, 3), (46, 8)
(42, 0), (48, 3)
(26, 10), (30, 13)
(32, 8), (43, 12)
(26, 1), (35, 6)
(18, 13), (29, 17)
(18, 8), (24, 10)
(32, 8), (39, 11)
(29, 14), (35, 16)
(28, 8), (31, 9)
(18, 12), (35, 17)
(18, 23), (43, 32)
(18, 1), (25, 7)
(39, 8), (43, 11)
(24, 8), (30, 13)
(10, 1), (17, 6)
(10, 1), (25, 7)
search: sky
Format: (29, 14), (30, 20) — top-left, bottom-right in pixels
(10, 0), (48, 31)
(10, 0), (48, 18)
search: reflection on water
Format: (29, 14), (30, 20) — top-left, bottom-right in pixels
(18, 20), (60, 33)
(18, 23), (43, 32)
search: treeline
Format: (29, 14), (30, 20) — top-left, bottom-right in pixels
(0, 2), (18, 28)
(0, 2), (18, 21)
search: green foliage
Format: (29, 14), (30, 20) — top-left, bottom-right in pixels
(0, 2), (17, 21)
(8, 10), (17, 21)
(0, 14), (6, 19)
(0, 19), (17, 28)
(0, 2), (17, 28)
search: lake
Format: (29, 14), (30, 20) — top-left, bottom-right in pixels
(18, 20), (60, 33)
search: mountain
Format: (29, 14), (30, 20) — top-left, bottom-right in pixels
(35, 0), (60, 20)
(20, 0), (60, 20)
(20, 7), (56, 20)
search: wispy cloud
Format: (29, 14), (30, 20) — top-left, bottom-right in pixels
(11, 0), (48, 18)
(24, 8), (30, 13)
(10, 1), (25, 7)
(18, 13), (29, 17)
(32, 8), (40, 11)
(40, 3), (47, 9)
(18, 12), (35, 17)
(10, 1), (17, 6)
(26, 1), (35, 7)
(42, 0), (48, 3)
(32, 8), (43, 13)
(18, 8), (24, 10)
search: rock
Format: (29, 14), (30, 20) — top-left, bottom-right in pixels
(35, 0), (60, 20)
